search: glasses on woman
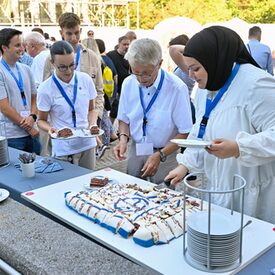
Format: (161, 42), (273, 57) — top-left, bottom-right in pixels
(57, 63), (75, 72)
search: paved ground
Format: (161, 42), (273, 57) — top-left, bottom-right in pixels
(94, 140), (188, 192)
(94, 139), (128, 173)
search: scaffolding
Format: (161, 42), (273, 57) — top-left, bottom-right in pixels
(0, 0), (139, 28)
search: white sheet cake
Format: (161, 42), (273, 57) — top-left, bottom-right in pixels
(64, 182), (200, 247)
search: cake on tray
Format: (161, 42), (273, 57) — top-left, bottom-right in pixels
(64, 182), (201, 247)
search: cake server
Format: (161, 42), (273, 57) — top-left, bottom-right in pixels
(154, 179), (174, 190)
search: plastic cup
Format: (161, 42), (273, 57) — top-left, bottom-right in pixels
(21, 162), (35, 178)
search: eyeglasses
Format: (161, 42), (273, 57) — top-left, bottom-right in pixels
(131, 65), (159, 81)
(57, 63), (75, 72)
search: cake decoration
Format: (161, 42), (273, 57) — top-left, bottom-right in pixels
(64, 182), (201, 247)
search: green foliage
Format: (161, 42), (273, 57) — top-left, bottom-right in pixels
(226, 0), (275, 23)
(129, 0), (275, 29)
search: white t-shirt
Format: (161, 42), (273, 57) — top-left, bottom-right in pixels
(0, 62), (36, 138)
(37, 71), (97, 156)
(117, 69), (193, 148)
(31, 50), (50, 89)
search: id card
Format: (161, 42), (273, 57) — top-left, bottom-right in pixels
(136, 142), (154, 156)
(20, 110), (30, 118)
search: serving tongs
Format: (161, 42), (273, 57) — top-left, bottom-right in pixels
(154, 179), (174, 190)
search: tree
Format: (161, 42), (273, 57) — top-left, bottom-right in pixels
(226, 0), (275, 23)
(129, 0), (275, 29)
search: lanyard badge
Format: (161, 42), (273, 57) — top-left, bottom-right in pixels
(1, 59), (27, 108)
(75, 45), (81, 70)
(139, 69), (165, 137)
(136, 69), (165, 156)
(52, 74), (78, 128)
(197, 63), (240, 139)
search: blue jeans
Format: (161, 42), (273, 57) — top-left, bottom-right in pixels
(8, 136), (41, 155)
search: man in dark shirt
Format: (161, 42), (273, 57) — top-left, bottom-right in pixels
(107, 36), (130, 123)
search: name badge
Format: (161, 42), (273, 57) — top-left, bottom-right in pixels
(136, 142), (153, 156)
(20, 110), (30, 118)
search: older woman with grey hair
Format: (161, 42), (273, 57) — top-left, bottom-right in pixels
(113, 38), (193, 184)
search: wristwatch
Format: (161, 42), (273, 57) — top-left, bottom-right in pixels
(29, 113), (37, 122)
(159, 150), (167, 162)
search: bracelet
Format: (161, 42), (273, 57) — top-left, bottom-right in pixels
(119, 133), (130, 142)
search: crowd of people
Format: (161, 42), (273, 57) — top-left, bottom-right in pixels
(0, 12), (275, 224)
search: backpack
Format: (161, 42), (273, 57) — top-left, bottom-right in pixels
(101, 62), (114, 98)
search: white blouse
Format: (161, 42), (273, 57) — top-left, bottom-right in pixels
(177, 63), (275, 223)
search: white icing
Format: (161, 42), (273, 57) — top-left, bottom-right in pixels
(166, 216), (183, 238)
(65, 182), (200, 247)
(133, 226), (152, 241)
(156, 220), (174, 241)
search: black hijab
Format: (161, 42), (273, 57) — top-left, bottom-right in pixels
(183, 26), (260, 91)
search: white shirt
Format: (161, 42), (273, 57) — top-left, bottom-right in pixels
(117, 69), (193, 148)
(0, 62), (36, 138)
(31, 50), (50, 89)
(177, 63), (275, 223)
(37, 71), (97, 156)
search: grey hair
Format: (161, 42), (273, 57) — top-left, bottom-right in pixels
(125, 38), (162, 66)
(24, 31), (46, 46)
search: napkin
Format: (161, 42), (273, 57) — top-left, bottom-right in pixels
(35, 160), (63, 173)
(15, 159), (63, 173)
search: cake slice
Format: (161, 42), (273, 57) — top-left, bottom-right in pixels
(106, 214), (124, 234)
(146, 224), (168, 245)
(90, 176), (109, 187)
(117, 218), (136, 238)
(133, 226), (154, 247)
(165, 216), (183, 238)
(90, 125), (99, 135)
(87, 202), (102, 222)
(155, 219), (175, 241)
(57, 127), (73, 138)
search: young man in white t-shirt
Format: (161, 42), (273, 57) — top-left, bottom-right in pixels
(0, 28), (40, 154)
(37, 40), (98, 169)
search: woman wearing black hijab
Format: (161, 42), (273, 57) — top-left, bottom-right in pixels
(165, 26), (275, 224)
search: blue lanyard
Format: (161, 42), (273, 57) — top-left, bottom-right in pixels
(52, 74), (78, 128)
(75, 45), (81, 70)
(1, 59), (27, 107)
(197, 63), (240, 138)
(139, 69), (165, 137)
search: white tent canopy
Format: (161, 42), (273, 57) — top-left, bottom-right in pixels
(154, 16), (202, 71)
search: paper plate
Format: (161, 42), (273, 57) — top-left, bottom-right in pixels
(51, 128), (104, 140)
(171, 139), (211, 148)
(0, 188), (10, 202)
(84, 176), (117, 191)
